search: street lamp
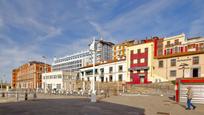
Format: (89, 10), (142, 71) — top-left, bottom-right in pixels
(89, 37), (96, 102)
(179, 63), (189, 78)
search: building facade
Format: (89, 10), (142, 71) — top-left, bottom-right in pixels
(52, 50), (91, 72)
(80, 59), (128, 83)
(93, 39), (114, 63)
(112, 40), (135, 60)
(154, 35), (204, 81)
(13, 61), (51, 89)
(12, 68), (19, 88)
(42, 71), (77, 92)
(127, 39), (157, 84)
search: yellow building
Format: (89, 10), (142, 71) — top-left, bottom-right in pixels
(112, 40), (135, 60)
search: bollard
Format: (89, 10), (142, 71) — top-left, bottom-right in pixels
(25, 91), (28, 100)
(16, 91), (19, 101)
(33, 91), (37, 99)
(2, 92), (5, 97)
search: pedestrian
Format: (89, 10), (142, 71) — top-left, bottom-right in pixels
(186, 87), (196, 110)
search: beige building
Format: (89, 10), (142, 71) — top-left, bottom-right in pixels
(154, 36), (204, 81)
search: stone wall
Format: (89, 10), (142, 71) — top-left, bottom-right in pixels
(75, 81), (175, 96)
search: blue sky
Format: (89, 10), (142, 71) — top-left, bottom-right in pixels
(0, 0), (204, 81)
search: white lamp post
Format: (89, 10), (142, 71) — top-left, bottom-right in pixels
(90, 37), (96, 102)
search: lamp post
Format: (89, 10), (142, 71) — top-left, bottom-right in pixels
(179, 63), (189, 78)
(90, 37), (96, 102)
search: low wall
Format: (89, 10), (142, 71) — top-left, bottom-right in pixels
(75, 81), (175, 96)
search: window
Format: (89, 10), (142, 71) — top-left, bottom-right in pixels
(145, 48), (148, 52)
(193, 56), (199, 64)
(137, 49), (141, 54)
(175, 39), (179, 45)
(133, 59), (138, 64)
(166, 49), (170, 54)
(118, 65), (123, 72)
(118, 74), (123, 81)
(109, 75), (113, 82)
(81, 72), (84, 76)
(140, 58), (145, 63)
(56, 84), (61, 89)
(100, 68), (104, 74)
(109, 67), (113, 73)
(87, 77), (90, 81)
(170, 70), (176, 77)
(167, 41), (170, 46)
(95, 69), (98, 74)
(58, 75), (62, 79)
(101, 77), (104, 82)
(158, 60), (163, 68)
(170, 59), (176, 67)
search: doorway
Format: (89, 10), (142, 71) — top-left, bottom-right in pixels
(192, 68), (199, 77)
(140, 76), (145, 83)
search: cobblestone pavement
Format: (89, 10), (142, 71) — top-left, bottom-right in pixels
(102, 95), (204, 115)
(0, 96), (144, 115)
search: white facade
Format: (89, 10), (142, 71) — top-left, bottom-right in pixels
(52, 50), (91, 72)
(42, 71), (76, 91)
(80, 60), (128, 82)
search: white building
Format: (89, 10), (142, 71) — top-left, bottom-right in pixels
(52, 50), (91, 72)
(42, 71), (77, 92)
(80, 59), (128, 82)
(90, 39), (114, 63)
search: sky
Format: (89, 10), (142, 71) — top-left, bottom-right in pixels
(0, 0), (204, 82)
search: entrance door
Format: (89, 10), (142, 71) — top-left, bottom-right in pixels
(140, 76), (145, 83)
(192, 68), (199, 77)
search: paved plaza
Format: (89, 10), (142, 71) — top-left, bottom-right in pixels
(0, 94), (204, 115)
(0, 98), (144, 115)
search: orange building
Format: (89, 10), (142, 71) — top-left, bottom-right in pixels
(12, 61), (51, 89)
(12, 68), (19, 88)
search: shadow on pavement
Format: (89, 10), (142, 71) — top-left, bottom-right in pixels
(0, 98), (145, 115)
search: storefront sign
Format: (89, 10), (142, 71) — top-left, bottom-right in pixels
(177, 58), (191, 62)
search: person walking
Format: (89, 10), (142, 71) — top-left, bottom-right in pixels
(186, 87), (196, 110)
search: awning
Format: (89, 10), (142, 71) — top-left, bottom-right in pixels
(128, 66), (149, 71)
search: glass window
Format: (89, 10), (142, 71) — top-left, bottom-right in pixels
(118, 65), (123, 72)
(170, 59), (176, 67)
(109, 67), (113, 73)
(140, 58), (145, 63)
(137, 49), (141, 54)
(100, 68), (104, 74)
(170, 70), (176, 77)
(133, 59), (138, 64)
(109, 75), (113, 82)
(193, 56), (199, 65)
(56, 84), (61, 89)
(159, 60), (163, 68)
(118, 74), (123, 81)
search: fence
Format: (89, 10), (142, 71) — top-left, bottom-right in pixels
(0, 90), (37, 102)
